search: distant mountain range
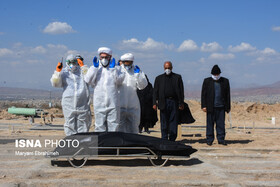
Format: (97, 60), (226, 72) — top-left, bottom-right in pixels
(231, 81), (280, 97)
(0, 87), (62, 100)
(1, 81), (280, 100)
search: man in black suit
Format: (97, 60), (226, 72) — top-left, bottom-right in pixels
(153, 61), (184, 141)
(201, 65), (231, 146)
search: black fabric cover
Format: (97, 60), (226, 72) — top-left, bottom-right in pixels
(137, 78), (158, 129)
(178, 102), (196, 125)
(50, 132), (197, 158)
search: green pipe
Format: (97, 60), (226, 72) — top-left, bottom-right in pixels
(8, 107), (36, 116)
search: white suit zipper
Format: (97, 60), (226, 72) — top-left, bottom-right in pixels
(71, 72), (77, 110)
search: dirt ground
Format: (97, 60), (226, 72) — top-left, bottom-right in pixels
(0, 101), (280, 186)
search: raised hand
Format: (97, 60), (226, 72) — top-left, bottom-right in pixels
(56, 62), (63, 72)
(77, 59), (84, 67)
(134, 65), (140, 73)
(93, 56), (99, 68)
(109, 58), (116, 68)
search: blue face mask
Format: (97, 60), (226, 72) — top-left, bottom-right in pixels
(69, 64), (78, 72)
(67, 61), (78, 72)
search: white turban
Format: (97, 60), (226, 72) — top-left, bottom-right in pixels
(120, 53), (134, 61)
(98, 47), (112, 56)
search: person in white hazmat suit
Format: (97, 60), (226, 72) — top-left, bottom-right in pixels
(117, 53), (148, 133)
(84, 47), (124, 132)
(50, 54), (92, 136)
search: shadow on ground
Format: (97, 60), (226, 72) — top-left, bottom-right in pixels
(182, 133), (203, 137)
(51, 157), (203, 168)
(180, 138), (253, 145)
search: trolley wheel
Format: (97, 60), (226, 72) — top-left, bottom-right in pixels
(148, 157), (169, 167)
(67, 157), (88, 168)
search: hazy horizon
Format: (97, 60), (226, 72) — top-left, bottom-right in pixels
(1, 79), (279, 92)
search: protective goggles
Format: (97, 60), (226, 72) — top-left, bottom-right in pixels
(66, 59), (77, 65)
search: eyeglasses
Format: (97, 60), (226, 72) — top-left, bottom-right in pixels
(100, 56), (111, 60)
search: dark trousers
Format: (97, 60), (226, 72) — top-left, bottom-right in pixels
(206, 107), (225, 143)
(160, 99), (178, 141)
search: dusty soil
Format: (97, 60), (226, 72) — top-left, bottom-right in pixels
(0, 100), (280, 186)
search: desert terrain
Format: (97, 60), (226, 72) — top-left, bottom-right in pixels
(0, 99), (280, 186)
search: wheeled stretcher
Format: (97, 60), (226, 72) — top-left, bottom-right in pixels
(46, 132), (197, 168)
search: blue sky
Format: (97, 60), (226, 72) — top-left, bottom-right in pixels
(1, 0), (280, 90)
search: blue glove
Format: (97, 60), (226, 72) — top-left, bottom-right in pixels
(93, 56), (99, 68)
(134, 65), (140, 73)
(109, 58), (115, 68)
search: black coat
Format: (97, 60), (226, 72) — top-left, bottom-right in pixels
(201, 77), (231, 113)
(153, 72), (184, 110)
(137, 81), (158, 128)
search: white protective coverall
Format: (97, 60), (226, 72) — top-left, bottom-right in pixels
(117, 63), (148, 133)
(50, 54), (91, 136)
(84, 55), (124, 132)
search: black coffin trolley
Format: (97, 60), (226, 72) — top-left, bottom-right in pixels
(46, 132), (197, 168)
